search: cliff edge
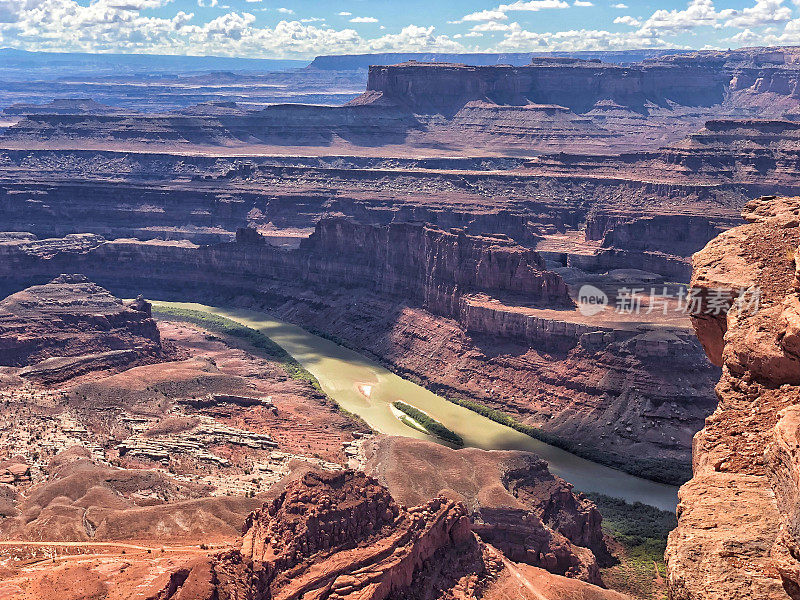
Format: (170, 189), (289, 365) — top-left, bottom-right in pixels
(666, 195), (800, 599)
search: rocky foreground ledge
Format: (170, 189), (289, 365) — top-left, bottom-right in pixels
(666, 196), (800, 599)
(144, 466), (626, 600)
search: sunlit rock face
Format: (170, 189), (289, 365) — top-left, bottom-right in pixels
(666, 195), (800, 600)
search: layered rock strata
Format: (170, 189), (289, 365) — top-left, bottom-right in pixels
(11, 48), (800, 155)
(0, 274), (161, 369)
(362, 435), (606, 583)
(666, 195), (800, 599)
(0, 220), (718, 482)
(146, 469), (485, 600)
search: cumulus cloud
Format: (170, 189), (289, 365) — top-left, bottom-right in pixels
(4, 0), (800, 59)
(454, 0), (569, 26)
(613, 15), (641, 26)
(496, 24), (677, 50)
(471, 20), (516, 32)
(642, 0), (718, 32)
(612, 3), (627, 7)
(498, 0), (570, 11)
(458, 9), (508, 22)
(0, 0), (466, 57)
(719, 0), (792, 28)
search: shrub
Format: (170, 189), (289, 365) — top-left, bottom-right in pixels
(392, 401), (463, 447)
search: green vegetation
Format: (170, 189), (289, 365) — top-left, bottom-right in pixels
(446, 395), (690, 485)
(447, 395), (556, 441)
(587, 493), (677, 599)
(397, 414), (428, 434)
(392, 401), (464, 446)
(153, 305), (373, 432)
(152, 305), (320, 389)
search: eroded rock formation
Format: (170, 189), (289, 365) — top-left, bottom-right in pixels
(0, 274), (162, 377)
(147, 468), (488, 600)
(666, 195), (800, 599)
(361, 435), (606, 583)
(0, 219), (717, 483)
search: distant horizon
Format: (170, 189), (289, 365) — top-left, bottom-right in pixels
(2, 1), (800, 60)
(0, 45), (761, 62)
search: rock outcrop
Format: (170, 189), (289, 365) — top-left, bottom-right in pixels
(362, 435), (606, 583)
(358, 58), (726, 116)
(147, 469), (487, 600)
(0, 274), (161, 371)
(666, 195), (800, 599)
(300, 219), (572, 314)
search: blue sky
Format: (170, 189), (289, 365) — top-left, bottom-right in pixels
(1, 0), (799, 58)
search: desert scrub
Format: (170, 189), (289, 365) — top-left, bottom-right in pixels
(392, 401), (464, 446)
(586, 493), (676, 599)
(152, 306), (320, 389)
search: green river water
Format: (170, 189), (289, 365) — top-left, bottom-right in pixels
(155, 301), (679, 512)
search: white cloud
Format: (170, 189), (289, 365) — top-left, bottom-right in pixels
(498, 0), (570, 11)
(574, 0), (593, 6)
(337, 11), (351, 16)
(642, 0), (718, 32)
(613, 15), (641, 26)
(459, 9), (508, 22)
(276, 7), (293, 13)
(453, 0), (569, 26)
(106, 0), (172, 8)
(368, 24), (463, 52)
(720, 0), (792, 28)
(612, 3), (628, 8)
(0, 0), (465, 58)
(4, 0), (798, 60)
(496, 24), (678, 50)
(471, 20), (516, 32)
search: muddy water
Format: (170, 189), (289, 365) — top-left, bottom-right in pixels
(157, 301), (679, 511)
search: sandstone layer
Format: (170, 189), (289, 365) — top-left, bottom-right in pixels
(666, 195), (800, 599)
(362, 435), (606, 583)
(142, 465), (627, 600)
(144, 468), (487, 600)
(0, 274), (162, 378)
(0, 220), (717, 483)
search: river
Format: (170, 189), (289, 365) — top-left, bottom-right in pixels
(155, 301), (679, 511)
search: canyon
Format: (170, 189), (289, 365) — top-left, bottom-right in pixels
(4, 44), (800, 600)
(0, 220), (718, 484)
(0, 277), (625, 599)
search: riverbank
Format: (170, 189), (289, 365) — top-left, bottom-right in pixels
(152, 301), (679, 511)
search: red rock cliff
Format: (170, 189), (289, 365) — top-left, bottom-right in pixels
(146, 469), (482, 600)
(666, 195), (800, 599)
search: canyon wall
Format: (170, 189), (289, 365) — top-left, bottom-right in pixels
(0, 219), (570, 327)
(666, 195), (800, 599)
(362, 59), (727, 115)
(0, 219), (718, 483)
(10, 47), (800, 155)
